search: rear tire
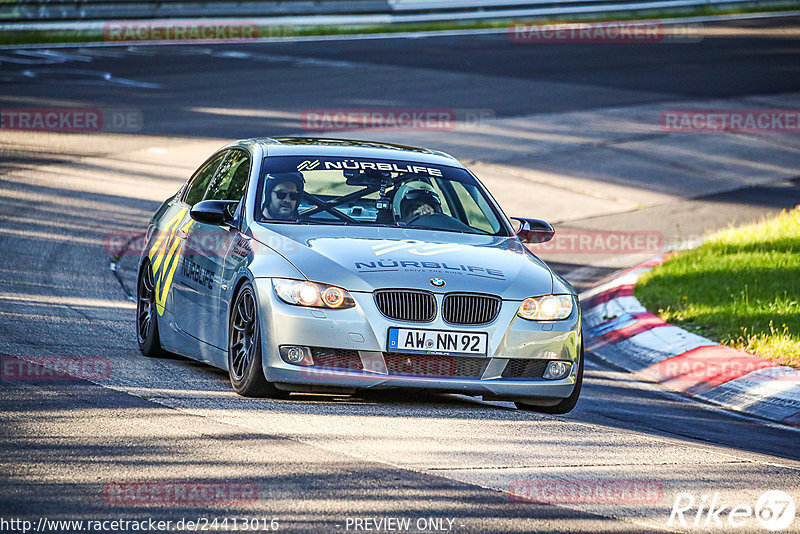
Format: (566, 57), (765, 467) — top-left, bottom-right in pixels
(136, 261), (167, 358)
(228, 283), (288, 398)
(515, 343), (583, 415)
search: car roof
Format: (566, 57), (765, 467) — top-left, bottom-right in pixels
(236, 137), (465, 168)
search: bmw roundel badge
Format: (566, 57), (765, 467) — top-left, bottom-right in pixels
(429, 278), (445, 287)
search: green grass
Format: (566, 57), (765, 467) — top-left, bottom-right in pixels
(1, 2), (799, 46)
(636, 207), (800, 368)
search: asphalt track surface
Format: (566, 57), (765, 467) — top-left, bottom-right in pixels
(1, 16), (800, 533)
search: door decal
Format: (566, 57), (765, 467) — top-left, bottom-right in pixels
(148, 208), (190, 315)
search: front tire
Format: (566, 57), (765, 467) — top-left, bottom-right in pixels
(136, 261), (167, 357)
(228, 283), (287, 398)
(515, 343), (583, 415)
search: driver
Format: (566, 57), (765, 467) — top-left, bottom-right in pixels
(262, 172), (304, 220)
(400, 189), (441, 221)
(394, 182), (442, 223)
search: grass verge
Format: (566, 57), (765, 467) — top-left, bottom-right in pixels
(1, 3), (799, 47)
(636, 207), (800, 368)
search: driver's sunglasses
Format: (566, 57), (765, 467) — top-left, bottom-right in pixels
(274, 191), (300, 200)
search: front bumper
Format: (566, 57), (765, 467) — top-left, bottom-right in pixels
(253, 278), (581, 401)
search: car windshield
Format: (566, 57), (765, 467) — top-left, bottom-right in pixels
(255, 155), (508, 236)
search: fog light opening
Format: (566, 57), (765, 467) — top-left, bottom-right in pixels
(280, 346), (314, 366)
(543, 361), (571, 380)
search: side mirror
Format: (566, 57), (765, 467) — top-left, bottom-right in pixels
(190, 200), (239, 226)
(511, 217), (555, 244)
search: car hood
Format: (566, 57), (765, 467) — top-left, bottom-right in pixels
(249, 224), (555, 299)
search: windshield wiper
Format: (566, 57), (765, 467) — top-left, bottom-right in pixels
(295, 219), (351, 226)
(260, 218), (351, 226)
(401, 224), (472, 235)
(259, 218), (302, 224)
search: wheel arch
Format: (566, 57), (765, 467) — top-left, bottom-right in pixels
(137, 254), (151, 281)
(229, 271), (255, 312)
(136, 256), (154, 321)
(225, 270), (258, 347)
(226, 271), (277, 385)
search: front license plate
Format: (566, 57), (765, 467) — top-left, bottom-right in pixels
(387, 328), (488, 356)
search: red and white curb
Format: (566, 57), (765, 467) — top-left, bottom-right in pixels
(580, 256), (800, 428)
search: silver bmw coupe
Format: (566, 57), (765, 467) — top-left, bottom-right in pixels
(136, 137), (582, 413)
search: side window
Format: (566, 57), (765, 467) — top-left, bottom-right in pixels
(451, 181), (500, 234)
(428, 179), (453, 217)
(204, 149), (251, 203)
(183, 151), (227, 207)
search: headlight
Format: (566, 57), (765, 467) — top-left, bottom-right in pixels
(273, 279), (355, 309)
(517, 294), (574, 321)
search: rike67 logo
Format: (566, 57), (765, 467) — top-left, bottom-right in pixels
(669, 490), (796, 531)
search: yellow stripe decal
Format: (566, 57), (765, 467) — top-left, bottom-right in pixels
(150, 209), (186, 272)
(149, 208), (189, 316)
